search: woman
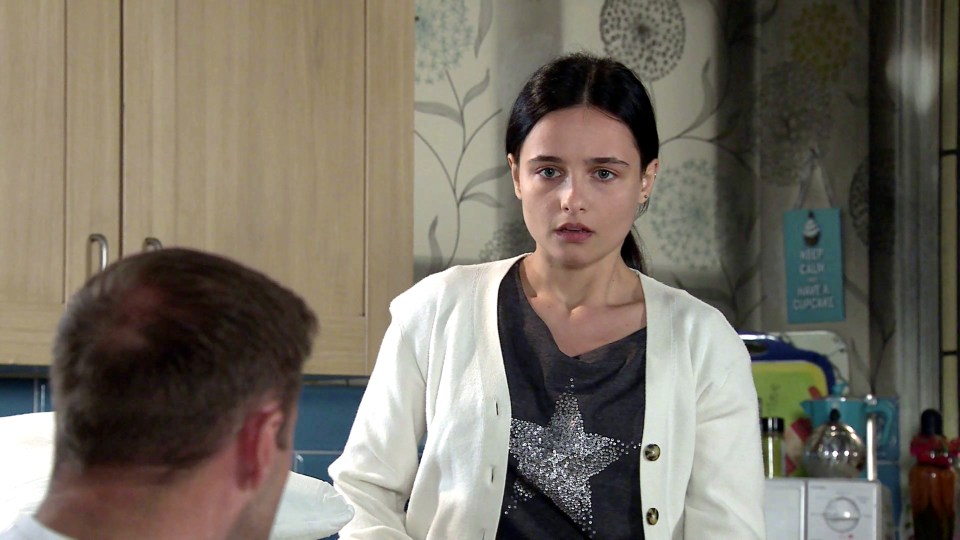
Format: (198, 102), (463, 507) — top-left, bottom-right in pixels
(329, 52), (764, 539)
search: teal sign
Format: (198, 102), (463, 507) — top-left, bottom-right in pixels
(783, 208), (845, 323)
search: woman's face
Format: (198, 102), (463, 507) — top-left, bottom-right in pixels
(508, 105), (658, 269)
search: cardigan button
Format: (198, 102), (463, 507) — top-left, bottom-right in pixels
(643, 444), (661, 461)
(646, 507), (659, 525)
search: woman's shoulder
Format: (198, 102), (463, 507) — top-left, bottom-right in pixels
(390, 256), (524, 315)
(639, 271), (741, 352)
(639, 272), (724, 319)
(639, 274), (749, 384)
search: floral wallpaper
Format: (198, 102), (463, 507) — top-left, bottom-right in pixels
(600, 0), (686, 82)
(753, 0), (875, 397)
(414, 0), (474, 85)
(413, 0), (890, 396)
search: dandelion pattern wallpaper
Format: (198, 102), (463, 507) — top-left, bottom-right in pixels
(413, 0), (890, 395)
(599, 0), (686, 82)
(414, 0), (473, 85)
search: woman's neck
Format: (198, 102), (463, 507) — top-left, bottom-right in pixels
(520, 252), (642, 312)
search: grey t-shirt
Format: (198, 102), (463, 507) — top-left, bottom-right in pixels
(496, 263), (647, 539)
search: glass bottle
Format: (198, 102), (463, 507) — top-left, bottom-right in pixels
(761, 416), (785, 478)
(949, 433), (960, 539)
(910, 409), (955, 539)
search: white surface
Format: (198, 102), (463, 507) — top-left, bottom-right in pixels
(0, 413), (54, 528)
(0, 412), (353, 539)
(763, 478), (806, 540)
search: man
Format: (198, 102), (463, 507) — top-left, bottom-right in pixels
(0, 248), (317, 540)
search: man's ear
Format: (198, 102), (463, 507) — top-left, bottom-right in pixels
(235, 404), (285, 490)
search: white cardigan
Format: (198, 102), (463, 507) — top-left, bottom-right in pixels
(329, 256), (765, 539)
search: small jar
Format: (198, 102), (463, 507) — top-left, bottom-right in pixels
(761, 417), (785, 478)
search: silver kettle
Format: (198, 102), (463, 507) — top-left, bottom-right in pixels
(802, 408), (866, 478)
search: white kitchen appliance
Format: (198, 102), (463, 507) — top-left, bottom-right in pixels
(763, 478), (894, 540)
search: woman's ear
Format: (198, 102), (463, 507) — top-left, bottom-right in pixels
(508, 154), (521, 199)
(639, 159), (660, 203)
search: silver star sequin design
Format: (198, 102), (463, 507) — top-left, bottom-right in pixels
(505, 393), (637, 536)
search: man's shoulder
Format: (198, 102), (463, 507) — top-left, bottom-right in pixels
(0, 515), (72, 540)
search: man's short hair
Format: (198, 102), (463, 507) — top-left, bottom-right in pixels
(51, 248), (318, 469)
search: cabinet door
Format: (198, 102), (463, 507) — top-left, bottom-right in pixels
(0, 1), (119, 366)
(123, 0), (412, 375)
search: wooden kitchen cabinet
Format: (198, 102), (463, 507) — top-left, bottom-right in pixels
(0, 1), (120, 366)
(0, 0), (413, 375)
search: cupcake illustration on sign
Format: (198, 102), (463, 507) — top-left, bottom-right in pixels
(803, 211), (821, 246)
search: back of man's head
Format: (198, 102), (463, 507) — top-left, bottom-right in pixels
(50, 248), (318, 471)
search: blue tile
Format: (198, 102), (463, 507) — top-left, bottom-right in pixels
(37, 379), (54, 412)
(294, 452), (339, 485)
(0, 378), (38, 417)
(875, 397), (900, 460)
(878, 461), (902, 526)
(294, 385), (364, 451)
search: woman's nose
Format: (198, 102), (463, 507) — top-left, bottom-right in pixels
(560, 177), (586, 213)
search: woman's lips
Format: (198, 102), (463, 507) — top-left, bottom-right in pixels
(555, 224), (593, 243)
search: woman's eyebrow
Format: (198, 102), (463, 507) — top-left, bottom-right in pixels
(527, 155), (630, 166)
(528, 155), (564, 164)
(586, 157), (630, 167)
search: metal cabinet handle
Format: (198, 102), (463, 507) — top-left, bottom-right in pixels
(143, 237), (163, 251)
(88, 233), (109, 272)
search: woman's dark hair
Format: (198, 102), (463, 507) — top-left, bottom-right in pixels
(505, 52), (659, 273)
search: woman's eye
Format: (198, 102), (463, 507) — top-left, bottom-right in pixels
(538, 167), (561, 179)
(596, 169), (616, 181)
